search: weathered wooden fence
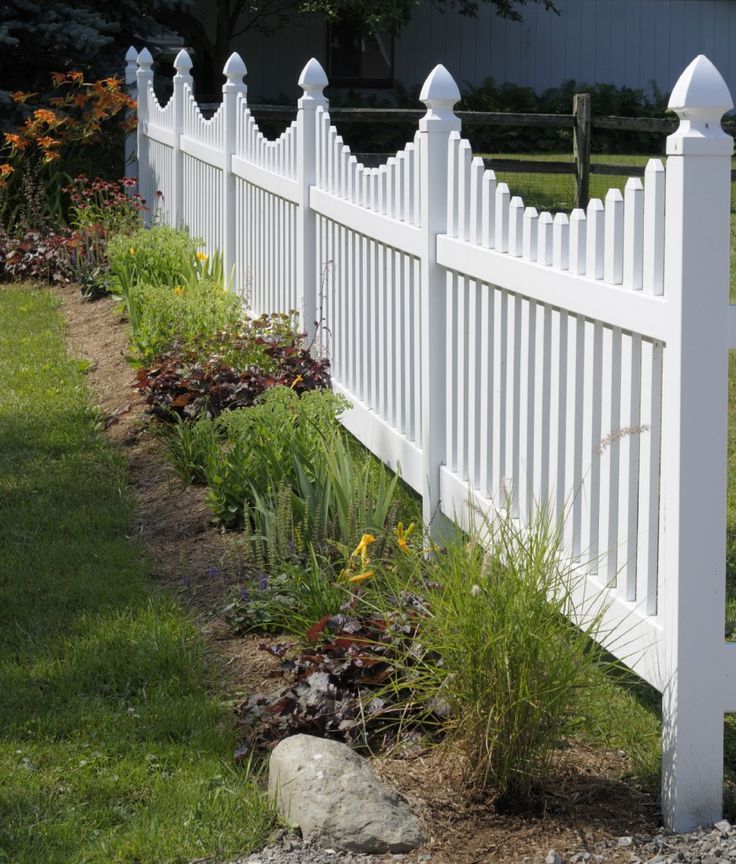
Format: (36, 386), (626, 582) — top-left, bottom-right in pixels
(126, 45), (735, 833)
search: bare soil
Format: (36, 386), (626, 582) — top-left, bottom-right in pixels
(51, 281), (661, 864)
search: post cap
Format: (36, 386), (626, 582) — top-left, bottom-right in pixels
(137, 48), (153, 71)
(174, 49), (193, 77)
(224, 52), (247, 81)
(419, 65), (461, 131)
(125, 46), (138, 63)
(299, 58), (328, 93)
(667, 55), (734, 155)
(669, 54), (733, 114)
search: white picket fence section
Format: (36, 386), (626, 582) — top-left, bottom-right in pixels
(127, 47), (736, 833)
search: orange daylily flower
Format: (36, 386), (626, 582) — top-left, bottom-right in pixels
(0, 164), (14, 178)
(4, 133), (27, 150)
(34, 108), (59, 125)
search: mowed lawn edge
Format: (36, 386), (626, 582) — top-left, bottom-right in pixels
(0, 285), (273, 864)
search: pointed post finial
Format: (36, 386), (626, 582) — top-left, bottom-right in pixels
(419, 64), (461, 132)
(125, 46), (138, 87)
(174, 48), (193, 82)
(223, 52), (246, 95)
(298, 58), (328, 106)
(137, 47), (153, 73)
(667, 55), (734, 156)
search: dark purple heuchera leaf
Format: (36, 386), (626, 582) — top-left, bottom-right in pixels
(234, 607), (443, 755)
(136, 336), (331, 421)
(0, 230), (75, 283)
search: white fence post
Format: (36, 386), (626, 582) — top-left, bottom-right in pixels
(124, 46), (138, 182)
(418, 66), (462, 530)
(222, 53), (246, 291)
(659, 55), (734, 831)
(171, 50), (193, 229)
(296, 59), (328, 342)
(136, 48), (153, 226)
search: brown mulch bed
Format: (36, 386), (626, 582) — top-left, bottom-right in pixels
(51, 281), (661, 864)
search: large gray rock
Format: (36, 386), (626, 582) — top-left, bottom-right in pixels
(268, 734), (425, 854)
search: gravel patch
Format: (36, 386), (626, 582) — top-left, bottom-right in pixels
(226, 820), (736, 864)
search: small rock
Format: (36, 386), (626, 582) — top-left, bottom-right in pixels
(545, 852), (563, 864)
(268, 734), (425, 854)
(714, 819), (731, 834)
(617, 837), (633, 848)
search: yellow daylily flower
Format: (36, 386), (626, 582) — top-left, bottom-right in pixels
(395, 521), (415, 554)
(173, 285), (183, 296)
(129, 247), (136, 256)
(352, 533), (376, 566)
(290, 374), (304, 390)
(347, 570), (374, 584)
(195, 251), (208, 262)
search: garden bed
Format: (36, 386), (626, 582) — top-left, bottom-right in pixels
(50, 280), (661, 864)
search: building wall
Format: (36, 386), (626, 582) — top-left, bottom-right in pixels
(394, 0), (736, 98)
(226, 0), (736, 102)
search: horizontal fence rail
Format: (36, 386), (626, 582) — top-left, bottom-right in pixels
(127, 47), (735, 834)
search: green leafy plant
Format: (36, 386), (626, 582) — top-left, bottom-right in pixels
(108, 225), (201, 313)
(225, 548), (347, 635)
(203, 387), (349, 529)
(125, 277), (243, 364)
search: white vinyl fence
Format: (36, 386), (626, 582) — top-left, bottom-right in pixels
(126, 46), (735, 833)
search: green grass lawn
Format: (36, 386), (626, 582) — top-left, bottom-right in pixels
(0, 285), (273, 864)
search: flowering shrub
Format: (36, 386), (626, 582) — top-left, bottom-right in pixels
(0, 72), (135, 231)
(64, 175), (144, 298)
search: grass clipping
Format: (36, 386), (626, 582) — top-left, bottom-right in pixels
(400, 510), (607, 806)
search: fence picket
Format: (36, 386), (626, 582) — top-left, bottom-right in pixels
(495, 183), (511, 253)
(604, 188), (624, 284)
(570, 208), (587, 274)
(509, 197), (524, 257)
(538, 211), (553, 265)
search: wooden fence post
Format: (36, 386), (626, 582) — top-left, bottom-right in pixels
(659, 55), (733, 831)
(171, 50), (193, 230)
(296, 59), (328, 343)
(573, 92), (591, 210)
(136, 48), (153, 226)
(418, 66), (462, 532)
(222, 53), (246, 293)
(124, 46), (138, 182)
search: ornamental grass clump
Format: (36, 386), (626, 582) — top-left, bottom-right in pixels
(399, 510), (606, 805)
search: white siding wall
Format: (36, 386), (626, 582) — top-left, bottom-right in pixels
(395, 0), (736, 97)
(228, 1), (736, 101)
